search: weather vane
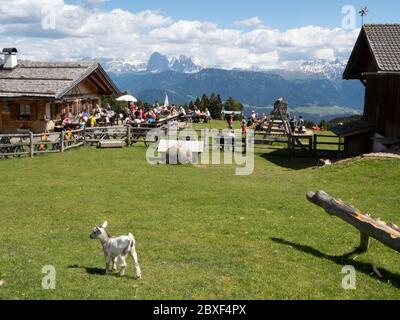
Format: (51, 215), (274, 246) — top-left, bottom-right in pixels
(359, 7), (368, 26)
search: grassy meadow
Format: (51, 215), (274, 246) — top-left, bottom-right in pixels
(0, 121), (400, 300)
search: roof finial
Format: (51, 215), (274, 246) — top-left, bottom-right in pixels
(359, 7), (368, 26)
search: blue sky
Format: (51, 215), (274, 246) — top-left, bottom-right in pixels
(1, 0), (398, 68)
(73, 0), (400, 30)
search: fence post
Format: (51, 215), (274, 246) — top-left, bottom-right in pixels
(83, 128), (87, 145)
(60, 131), (64, 153)
(313, 134), (317, 157)
(127, 126), (131, 146)
(29, 132), (34, 158)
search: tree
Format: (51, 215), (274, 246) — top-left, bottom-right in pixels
(223, 97), (244, 112)
(319, 120), (327, 131)
(194, 97), (202, 109)
(101, 95), (126, 113)
(201, 94), (210, 111)
(209, 93), (223, 119)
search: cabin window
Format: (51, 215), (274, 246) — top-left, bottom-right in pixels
(19, 104), (31, 120)
(2, 104), (11, 113)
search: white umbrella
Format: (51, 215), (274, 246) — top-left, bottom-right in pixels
(117, 95), (138, 102)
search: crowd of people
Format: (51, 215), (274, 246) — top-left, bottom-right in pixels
(226, 110), (306, 135)
(57, 100), (307, 135)
(60, 105), (116, 130)
(191, 107), (212, 123)
(123, 102), (181, 127)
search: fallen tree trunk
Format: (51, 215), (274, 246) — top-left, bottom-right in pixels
(307, 191), (400, 253)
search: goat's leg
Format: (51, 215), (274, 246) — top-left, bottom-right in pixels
(118, 256), (127, 276)
(130, 246), (142, 279)
(112, 257), (118, 271)
(105, 255), (111, 275)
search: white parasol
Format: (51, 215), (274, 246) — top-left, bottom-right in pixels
(117, 95), (138, 102)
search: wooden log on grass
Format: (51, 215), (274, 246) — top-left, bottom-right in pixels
(307, 191), (400, 253)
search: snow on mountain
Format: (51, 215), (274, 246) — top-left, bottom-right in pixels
(85, 57), (146, 74)
(92, 52), (346, 81)
(98, 52), (204, 74)
(298, 59), (347, 80)
(169, 55), (204, 73)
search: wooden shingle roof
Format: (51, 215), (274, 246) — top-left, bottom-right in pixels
(0, 61), (120, 99)
(343, 24), (400, 79)
(364, 24), (400, 72)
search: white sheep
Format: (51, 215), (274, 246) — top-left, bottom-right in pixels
(90, 221), (142, 279)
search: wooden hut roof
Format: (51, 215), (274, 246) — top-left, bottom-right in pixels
(343, 24), (400, 80)
(0, 61), (120, 99)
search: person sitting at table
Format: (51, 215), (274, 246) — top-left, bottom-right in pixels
(79, 117), (86, 130)
(65, 127), (73, 143)
(62, 116), (71, 128)
(227, 113), (234, 130)
(39, 131), (48, 152)
(251, 111), (257, 124)
(83, 109), (89, 122)
(89, 113), (96, 128)
(297, 116), (305, 134)
(134, 108), (142, 121)
(179, 106), (186, 116)
(147, 109), (156, 124)
(204, 108), (211, 123)
(94, 105), (102, 120)
(124, 115), (133, 126)
(193, 107), (201, 123)
(241, 115), (248, 135)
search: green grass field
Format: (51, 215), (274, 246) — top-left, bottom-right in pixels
(1, 122), (400, 300)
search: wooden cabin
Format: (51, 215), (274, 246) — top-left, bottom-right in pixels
(0, 48), (120, 133)
(339, 24), (400, 155)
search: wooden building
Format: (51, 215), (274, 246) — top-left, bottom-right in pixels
(0, 48), (120, 133)
(339, 24), (400, 155)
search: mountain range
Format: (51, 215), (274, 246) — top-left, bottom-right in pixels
(95, 52), (204, 74)
(98, 52), (347, 80)
(93, 52), (364, 121)
(4, 51), (362, 121)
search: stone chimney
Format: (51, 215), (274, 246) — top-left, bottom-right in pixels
(2, 48), (18, 69)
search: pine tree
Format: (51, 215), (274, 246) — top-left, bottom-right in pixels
(194, 97), (202, 109)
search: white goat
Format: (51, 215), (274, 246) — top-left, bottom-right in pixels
(90, 221), (142, 279)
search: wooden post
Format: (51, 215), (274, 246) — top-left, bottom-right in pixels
(29, 132), (34, 158)
(307, 191), (400, 253)
(83, 128), (87, 145)
(127, 126), (131, 147)
(359, 233), (370, 252)
(313, 134), (317, 157)
(60, 131), (64, 153)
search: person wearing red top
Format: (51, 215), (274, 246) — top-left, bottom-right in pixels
(227, 114), (234, 130)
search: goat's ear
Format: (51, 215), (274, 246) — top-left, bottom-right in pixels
(101, 221), (108, 229)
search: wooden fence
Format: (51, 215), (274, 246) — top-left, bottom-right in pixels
(0, 126), (348, 160)
(313, 134), (346, 158)
(0, 125), (174, 159)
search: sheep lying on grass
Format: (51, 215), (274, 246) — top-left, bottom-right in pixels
(90, 221), (142, 279)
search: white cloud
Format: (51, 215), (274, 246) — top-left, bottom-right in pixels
(234, 16), (263, 27)
(0, 0), (360, 70)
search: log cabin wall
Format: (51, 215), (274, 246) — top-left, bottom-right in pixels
(364, 74), (400, 140)
(0, 100), (48, 133)
(0, 60), (119, 133)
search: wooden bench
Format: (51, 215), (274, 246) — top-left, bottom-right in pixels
(98, 140), (125, 149)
